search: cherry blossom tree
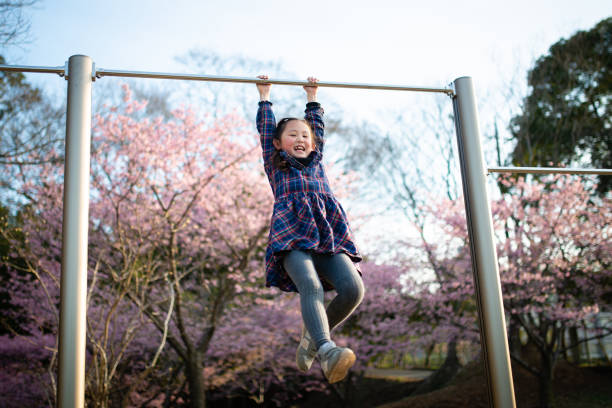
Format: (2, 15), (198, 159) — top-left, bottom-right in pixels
(2, 85), (274, 407)
(89, 85), (276, 408)
(344, 175), (610, 408)
(494, 175), (611, 407)
(411, 175), (611, 407)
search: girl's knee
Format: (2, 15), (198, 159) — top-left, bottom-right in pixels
(353, 278), (365, 305)
(338, 277), (365, 306)
(301, 274), (324, 295)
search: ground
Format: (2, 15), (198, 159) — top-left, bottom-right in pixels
(374, 361), (612, 408)
(209, 361), (612, 407)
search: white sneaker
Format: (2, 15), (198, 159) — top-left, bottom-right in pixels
(296, 325), (317, 372)
(318, 342), (356, 383)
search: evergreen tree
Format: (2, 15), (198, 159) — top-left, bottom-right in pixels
(510, 17), (611, 193)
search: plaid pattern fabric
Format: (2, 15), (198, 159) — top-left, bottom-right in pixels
(256, 101), (362, 292)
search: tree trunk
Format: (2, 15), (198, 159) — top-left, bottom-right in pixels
(424, 343), (435, 368)
(597, 337), (612, 366)
(568, 326), (581, 364)
(582, 321), (594, 364)
(538, 351), (554, 408)
(412, 339), (461, 395)
(508, 316), (522, 357)
(186, 355), (206, 408)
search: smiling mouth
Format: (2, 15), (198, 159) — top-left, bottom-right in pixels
(294, 146), (305, 151)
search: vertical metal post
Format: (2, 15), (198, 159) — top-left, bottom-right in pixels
(452, 77), (516, 407)
(58, 55), (93, 408)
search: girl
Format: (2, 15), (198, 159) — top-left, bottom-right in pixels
(255, 75), (365, 383)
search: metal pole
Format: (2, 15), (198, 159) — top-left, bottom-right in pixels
(452, 77), (516, 408)
(488, 166), (612, 175)
(57, 55), (93, 408)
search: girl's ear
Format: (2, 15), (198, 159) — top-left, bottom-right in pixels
(273, 138), (282, 150)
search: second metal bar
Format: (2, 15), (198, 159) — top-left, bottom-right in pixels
(0, 63), (65, 75)
(488, 167), (612, 175)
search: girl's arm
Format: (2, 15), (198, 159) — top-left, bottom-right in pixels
(304, 76), (318, 103)
(255, 75), (276, 166)
(257, 74), (271, 102)
(303, 77), (325, 153)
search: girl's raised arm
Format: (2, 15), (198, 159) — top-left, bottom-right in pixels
(255, 75), (276, 166)
(303, 76), (318, 103)
(257, 74), (271, 102)
(303, 77), (325, 153)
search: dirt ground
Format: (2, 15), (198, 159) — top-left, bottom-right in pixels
(212, 361), (611, 407)
(375, 361), (612, 408)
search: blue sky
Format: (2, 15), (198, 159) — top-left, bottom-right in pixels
(8, 0), (611, 91)
(8, 0), (610, 138)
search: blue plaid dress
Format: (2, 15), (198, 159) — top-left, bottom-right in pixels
(256, 101), (362, 292)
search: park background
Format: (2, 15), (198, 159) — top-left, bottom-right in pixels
(1, 1), (611, 407)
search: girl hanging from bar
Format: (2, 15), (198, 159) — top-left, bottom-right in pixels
(255, 75), (364, 383)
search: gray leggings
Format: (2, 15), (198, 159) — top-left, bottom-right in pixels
(283, 250), (365, 350)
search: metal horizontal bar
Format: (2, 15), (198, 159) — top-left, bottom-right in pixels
(488, 167), (612, 175)
(0, 62), (455, 94)
(0, 64), (65, 75)
(95, 68), (455, 94)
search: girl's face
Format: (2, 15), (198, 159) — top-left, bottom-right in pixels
(273, 120), (314, 159)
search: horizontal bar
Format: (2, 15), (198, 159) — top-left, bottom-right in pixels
(95, 68), (455, 94)
(0, 62), (455, 95)
(0, 64), (65, 75)
(488, 167), (612, 175)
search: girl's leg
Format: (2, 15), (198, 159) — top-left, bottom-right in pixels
(313, 253), (365, 331)
(283, 250), (331, 349)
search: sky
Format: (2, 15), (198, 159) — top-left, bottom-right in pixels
(7, 0), (611, 94)
(4, 0), (611, 254)
(7, 0), (610, 152)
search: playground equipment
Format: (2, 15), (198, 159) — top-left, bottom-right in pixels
(2, 55), (610, 407)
